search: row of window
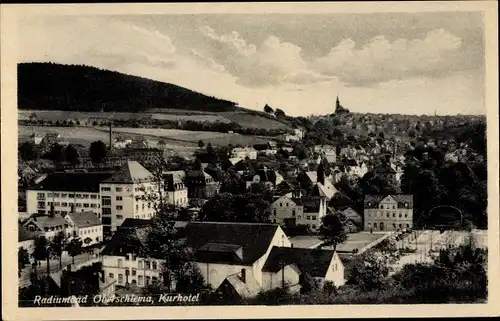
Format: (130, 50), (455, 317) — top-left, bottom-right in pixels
(38, 192), (99, 200)
(368, 222), (411, 230)
(367, 212), (409, 218)
(117, 259), (159, 269)
(80, 227), (101, 235)
(133, 213), (154, 219)
(367, 202), (410, 209)
(45, 201), (99, 209)
(109, 273), (158, 286)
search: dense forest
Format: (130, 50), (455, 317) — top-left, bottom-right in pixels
(18, 62), (237, 112)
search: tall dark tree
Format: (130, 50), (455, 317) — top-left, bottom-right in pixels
(318, 213), (348, 252)
(51, 231), (67, 268)
(274, 108), (286, 117)
(89, 140), (107, 163)
(64, 144), (80, 165)
(33, 236), (52, 275)
(19, 141), (39, 161)
(66, 237), (83, 264)
(264, 104), (274, 113)
(198, 139), (205, 148)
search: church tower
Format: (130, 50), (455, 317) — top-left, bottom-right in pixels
(335, 95), (340, 111)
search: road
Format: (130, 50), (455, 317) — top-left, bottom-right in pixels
(19, 250), (101, 289)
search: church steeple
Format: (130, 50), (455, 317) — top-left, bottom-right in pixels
(317, 160), (325, 186)
(336, 95), (340, 110)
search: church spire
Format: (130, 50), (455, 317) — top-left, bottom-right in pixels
(336, 95), (340, 109)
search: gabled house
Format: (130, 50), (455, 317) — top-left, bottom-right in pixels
(19, 222), (38, 260)
(64, 211), (103, 247)
(30, 132), (44, 145)
(262, 246), (345, 290)
(23, 214), (71, 241)
(364, 194), (413, 231)
(245, 167), (284, 190)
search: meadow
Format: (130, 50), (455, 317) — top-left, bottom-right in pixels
(19, 125), (273, 153)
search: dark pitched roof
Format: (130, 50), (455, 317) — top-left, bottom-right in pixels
(25, 215), (68, 229)
(119, 218), (153, 229)
(183, 222), (279, 265)
(302, 197), (321, 213)
(29, 172), (114, 193)
(164, 173), (186, 191)
(67, 211), (101, 228)
(101, 224), (150, 257)
(262, 246), (335, 277)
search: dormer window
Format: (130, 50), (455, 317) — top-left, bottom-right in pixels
(404, 202), (409, 208)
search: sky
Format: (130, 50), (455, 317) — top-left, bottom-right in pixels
(17, 12), (485, 116)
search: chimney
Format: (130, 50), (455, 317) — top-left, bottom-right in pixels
(292, 189), (302, 199)
(291, 243), (294, 248)
(109, 122), (113, 150)
(241, 268), (246, 283)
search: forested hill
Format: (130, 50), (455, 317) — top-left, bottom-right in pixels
(18, 62), (238, 112)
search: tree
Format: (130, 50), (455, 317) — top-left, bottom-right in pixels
(46, 143), (65, 163)
(264, 104), (274, 113)
(174, 262), (207, 293)
(349, 251), (391, 291)
(206, 143), (214, 156)
(64, 144), (80, 165)
(51, 232), (67, 268)
(18, 247), (31, 277)
(89, 140), (107, 163)
(198, 140), (205, 148)
(318, 213), (348, 252)
(19, 141), (39, 161)
(146, 211), (187, 291)
(66, 237), (83, 264)
(33, 236), (51, 275)
(274, 108), (286, 118)
(198, 192), (272, 223)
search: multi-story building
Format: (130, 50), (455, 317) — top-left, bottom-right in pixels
(185, 169), (219, 201)
(231, 147), (258, 160)
(363, 194), (414, 231)
(26, 171), (114, 218)
(271, 190), (328, 232)
(164, 172), (189, 207)
(99, 161), (163, 234)
(64, 211), (103, 247)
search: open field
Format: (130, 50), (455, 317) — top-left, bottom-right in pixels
(99, 127), (272, 146)
(19, 125), (273, 152)
(19, 109), (232, 123)
(221, 111), (290, 130)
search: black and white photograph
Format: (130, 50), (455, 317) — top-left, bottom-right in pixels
(1, 1), (499, 319)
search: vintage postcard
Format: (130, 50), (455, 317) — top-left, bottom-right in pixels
(1, 1), (499, 320)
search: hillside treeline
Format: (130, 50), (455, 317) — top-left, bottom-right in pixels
(18, 62), (237, 112)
